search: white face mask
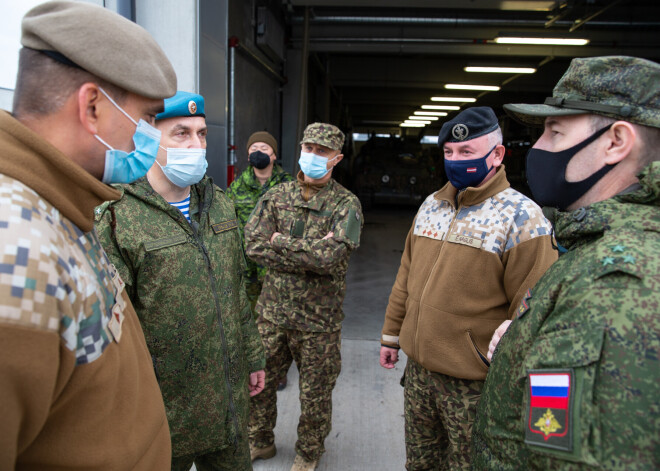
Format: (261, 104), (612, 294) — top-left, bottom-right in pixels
(157, 147), (208, 187)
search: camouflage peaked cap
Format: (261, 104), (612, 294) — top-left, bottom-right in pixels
(504, 56), (660, 129)
(300, 122), (345, 151)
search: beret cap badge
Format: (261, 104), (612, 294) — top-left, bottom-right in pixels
(188, 100), (197, 115)
(451, 124), (469, 141)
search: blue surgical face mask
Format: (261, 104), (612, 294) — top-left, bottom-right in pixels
(299, 151), (338, 179)
(94, 87), (162, 184)
(157, 147), (208, 188)
(444, 145), (496, 190)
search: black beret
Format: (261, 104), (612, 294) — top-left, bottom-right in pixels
(438, 107), (499, 146)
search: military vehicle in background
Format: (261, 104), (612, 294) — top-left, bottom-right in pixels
(351, 134), (444, 210)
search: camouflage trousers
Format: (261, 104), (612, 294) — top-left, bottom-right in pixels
(403, 359), (484, 471)
(170, 439), (252, 471)
(249, 318), (341, 462)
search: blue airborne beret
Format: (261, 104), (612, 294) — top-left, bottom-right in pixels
(156, 91), (205, 121)
(438, 106), (499, 146)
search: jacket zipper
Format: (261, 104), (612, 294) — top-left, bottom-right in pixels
(414, 200), (460, 360)
(192, 220), (240, 448)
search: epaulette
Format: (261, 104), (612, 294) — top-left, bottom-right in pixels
(593, 241), (645, 281)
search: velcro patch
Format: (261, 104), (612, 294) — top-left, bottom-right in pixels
(447, 233), (483, 249)
(525, 369), (573, 452)
(212, 219), (238, 234)
(144, 234), (188, 251)
(346, 209), (361, 244)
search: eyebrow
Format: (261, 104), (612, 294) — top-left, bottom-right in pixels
(170, 124), (208, 133)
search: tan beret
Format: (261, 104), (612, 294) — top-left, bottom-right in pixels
(21, 1), (176, 99)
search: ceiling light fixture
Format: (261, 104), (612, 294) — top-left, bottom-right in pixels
(445, 84), (500, 91)
(414, 111), (448, 116)
(464, 66), (536, 74)
(404, 119), (431, 124)
(430, 97), (477, 102)
(494, 36), (589, 46)
(408, 116), (438, 121)
(421, 104), (461, 110)
(400, 122), (426, 127)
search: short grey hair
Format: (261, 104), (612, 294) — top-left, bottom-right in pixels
(486, 127), (503, 148)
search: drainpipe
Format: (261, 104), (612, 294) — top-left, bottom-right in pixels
(295, 6), (310, 153)
(228, 36), (238, 186)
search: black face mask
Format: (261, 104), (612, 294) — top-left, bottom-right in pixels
(526, 124), (614, 210)
(249, 150), (271, 169)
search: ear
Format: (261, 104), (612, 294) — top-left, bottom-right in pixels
(603, 121), (637, 165)
(491, 144), (505, 167)
(332, 153), (344, 167)
(77, 83), (103, 135)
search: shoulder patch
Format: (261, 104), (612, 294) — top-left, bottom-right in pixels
(525, 369), (574, 452)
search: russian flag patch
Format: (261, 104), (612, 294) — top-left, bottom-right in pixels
(525, 369), (573, 452)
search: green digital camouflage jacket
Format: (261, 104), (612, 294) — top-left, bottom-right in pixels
(472, 161), (660, 470)
(95, 176), (265, 458)
(244, 177), (363, 333)
(226, 164), (293, 283)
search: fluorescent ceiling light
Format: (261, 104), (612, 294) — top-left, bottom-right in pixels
(494, 37), (589, 46)
(445, 84), (500, 91)
(415, 111), (448, 116)
(464, 66), (536, 74)
(400, 122), (426, 127)
(500, 1), (555, 11)
(431, 97), (477, 103)
(404, 119), (431, 124)
(409, 116), (438, 121)
(421, 104), (461, 110)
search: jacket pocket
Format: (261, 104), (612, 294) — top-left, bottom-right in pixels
(520, 326), (604, 467)
(467, 329), (490, 371)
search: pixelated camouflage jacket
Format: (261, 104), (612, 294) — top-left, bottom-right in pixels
(472, 161), (660, 470)
(244, 176), (363, 332)
(226, 164), (293, 282)
(95, 176), (265, 458)
(0, 111), (171, 469)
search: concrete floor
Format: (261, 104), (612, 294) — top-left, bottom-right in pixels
(252, 207), (417, 471)
(192, 206), (418, 471)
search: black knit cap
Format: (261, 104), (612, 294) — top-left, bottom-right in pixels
(438, 106), (499, 146)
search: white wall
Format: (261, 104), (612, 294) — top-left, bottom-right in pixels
(136, 0), (198, 93)
(0, 0), (104, 112)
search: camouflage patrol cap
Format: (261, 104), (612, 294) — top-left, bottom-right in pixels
(504, 56), (660, 129)
(300, 122), (345, 151)
(21, 1), (176, 99)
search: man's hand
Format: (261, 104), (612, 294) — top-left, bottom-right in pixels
(269, 232), (281, 244)
(249, 370), (265, 396)
(487, 320), (512, 361)
(322, 231), (334, 240)
(380, 346), (399, 369)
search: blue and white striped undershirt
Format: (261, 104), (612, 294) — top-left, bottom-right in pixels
(169, 194), (191, 222)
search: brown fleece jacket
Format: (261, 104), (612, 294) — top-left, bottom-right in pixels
(382, 167), (557, 380)
(0, 111), (171, 469)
